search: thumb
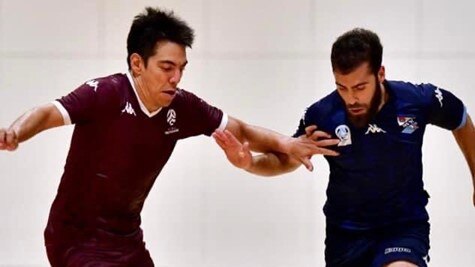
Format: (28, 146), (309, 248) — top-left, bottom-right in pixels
(240, 141), (250, 157)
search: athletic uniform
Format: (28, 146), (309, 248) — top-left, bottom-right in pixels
(45, 72), (227, 266)
(294, 80), (466, 266)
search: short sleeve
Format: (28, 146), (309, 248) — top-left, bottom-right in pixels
(421, 84), (466, 130)
(293, 109), (308, 138)
(179, 90), (225, 137)
(56, 78), (120, 124)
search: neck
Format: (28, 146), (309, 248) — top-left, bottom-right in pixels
(132, 74), (161, 113)
(377, 82), (388, 112)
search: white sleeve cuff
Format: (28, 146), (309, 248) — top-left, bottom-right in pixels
(52, 100), (72, 125)
(217, 113), (228, 131)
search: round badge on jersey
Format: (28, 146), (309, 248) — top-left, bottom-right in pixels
(335, 125), (352, 146)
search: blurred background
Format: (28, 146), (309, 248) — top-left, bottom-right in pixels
(0, 0), (474, 266)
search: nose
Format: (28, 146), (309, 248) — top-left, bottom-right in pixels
(169, 69), (182, 86)
(346, 90), (359, 105)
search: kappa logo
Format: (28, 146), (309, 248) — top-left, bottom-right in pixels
(167, 109), (176, 126)
(86, 80), (99, 92)
(365, 124), (386, 135)
(121, 102), (136, 116)
(435, 87), (444, 107)
(335, 125), (352, 146)
(397, 116), (419, 134)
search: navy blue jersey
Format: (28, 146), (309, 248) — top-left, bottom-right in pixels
(294, 80), (466, 229)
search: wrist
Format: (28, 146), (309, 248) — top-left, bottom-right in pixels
(277, 136), (293, 154)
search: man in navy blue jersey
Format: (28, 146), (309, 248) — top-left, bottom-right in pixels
(214, 28), (475, 267)
(0, 7), (338, 266)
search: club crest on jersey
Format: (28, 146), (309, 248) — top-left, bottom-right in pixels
(397, 116), (419, 134)
(335, 125), (352, 146)
(165, 109), (179, 135)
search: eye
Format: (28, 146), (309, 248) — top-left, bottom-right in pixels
(160, 66), (173, 72)
(355, 85), (366, 91)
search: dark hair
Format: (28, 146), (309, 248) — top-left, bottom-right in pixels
(126, 7), (195, 69)
(330, 28), (383, 75)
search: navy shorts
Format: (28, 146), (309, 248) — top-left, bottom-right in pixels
(325, 220), (430, 267)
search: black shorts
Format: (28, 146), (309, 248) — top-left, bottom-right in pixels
(325, 220), (430, 267)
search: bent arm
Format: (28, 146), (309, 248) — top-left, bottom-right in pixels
(247, 152), (301, 177)
(214, 117), (338, 176)
(0, 103), (65, 151)
(452, 114), (475, 205)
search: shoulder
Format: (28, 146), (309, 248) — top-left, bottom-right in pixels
(305, 90), (342, 120)
(386, 80), (438, 106)
(85, 73), (128, 95)
(172, 88), (211, 108)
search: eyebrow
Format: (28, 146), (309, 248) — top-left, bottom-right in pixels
(336, 81), (369, 89)
(158, 60), (188, 68)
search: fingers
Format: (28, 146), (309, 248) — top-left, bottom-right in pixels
(240, 141), (250, 158)
(314, 138), (340, 147)
(0, 128), (5, 149)
(313, 147), (339, 156)
(212, 132), (227, 150)
(299, 157), (314, 172)
(0, 128), (18, 151)
(223, 129), (241, 144)
(307, 130), (332, 140)
(304, 125), (317, 137)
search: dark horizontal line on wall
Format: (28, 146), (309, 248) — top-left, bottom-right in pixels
(1, 50), (475, 61)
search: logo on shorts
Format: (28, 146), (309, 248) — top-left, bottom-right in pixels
(384, 247), (412, 254)
(335, 125), (352, 146)
(397, 116), (419, 134)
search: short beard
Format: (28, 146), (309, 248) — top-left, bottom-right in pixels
(348, 81), (382, 128)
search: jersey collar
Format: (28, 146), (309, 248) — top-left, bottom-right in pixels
(126, 71), (162, 118)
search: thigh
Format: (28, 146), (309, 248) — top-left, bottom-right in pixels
(325, 224), (377, 267)
(372, 221), (430, 267)
(47, 241), (154, 267)
(46, 243), (71, 267)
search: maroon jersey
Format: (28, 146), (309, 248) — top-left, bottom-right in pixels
(45, 73), (225, 245)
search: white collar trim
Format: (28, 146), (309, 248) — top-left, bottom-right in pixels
(126, 71), (162, 118)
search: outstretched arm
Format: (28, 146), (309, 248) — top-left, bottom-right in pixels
(452, 114), (475, 206)
(0, 103), (65, 151)
(213, 117), (338, 176)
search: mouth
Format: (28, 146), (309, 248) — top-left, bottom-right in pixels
(347, 107), (365, 115)
(162, 89), (176, 97)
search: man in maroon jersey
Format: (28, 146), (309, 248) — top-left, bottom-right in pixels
(0, 7), (337, 266)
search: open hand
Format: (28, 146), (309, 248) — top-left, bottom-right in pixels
(285, 125), (339, 171)
(213, 129), (252, 170)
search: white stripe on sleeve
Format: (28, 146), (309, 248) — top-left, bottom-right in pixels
(52, 100), (72, 125)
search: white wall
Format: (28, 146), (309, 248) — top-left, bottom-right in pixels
(0, 0), (474, 266)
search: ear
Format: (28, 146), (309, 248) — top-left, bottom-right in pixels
(129, 53), (144, 76)
(377, 66), (386, 84)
